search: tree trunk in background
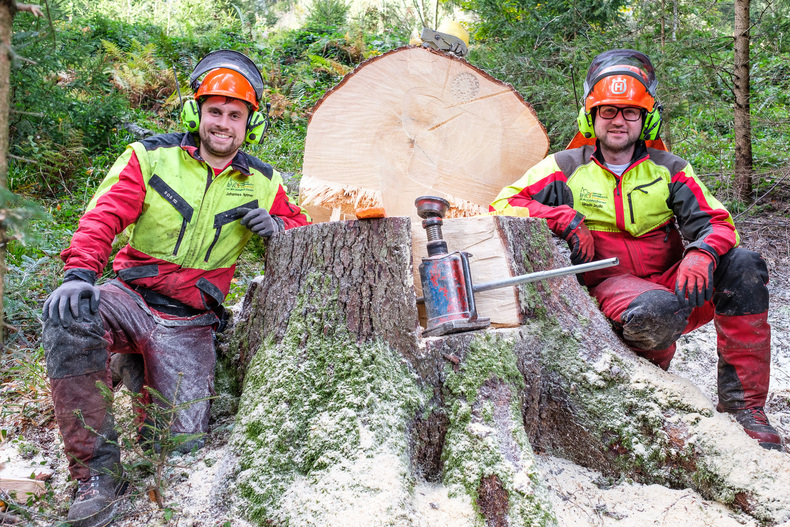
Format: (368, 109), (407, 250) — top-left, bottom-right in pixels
(734, 0), (753, 202)
(221, 217), (790, 526)
(0, 0), (16, 345)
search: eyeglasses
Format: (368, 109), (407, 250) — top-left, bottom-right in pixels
(597, 106), (643, 121)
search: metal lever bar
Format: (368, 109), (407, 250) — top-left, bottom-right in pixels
(416, 257), (619, 304)
(473, 257), (619, 293)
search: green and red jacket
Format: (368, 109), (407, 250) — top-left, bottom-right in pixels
(490, 141), (738, 287)
(61, 132), (311, 310)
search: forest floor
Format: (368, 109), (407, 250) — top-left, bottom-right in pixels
(2, 187), (790, 526)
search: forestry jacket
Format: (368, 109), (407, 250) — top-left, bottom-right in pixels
(490, 141), (739, 287)
(61, 132), (310, 310)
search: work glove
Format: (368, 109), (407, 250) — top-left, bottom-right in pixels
(675, 249), (715, 309)
(563, 220), (595, 265)
(240, 207), (282, 238)
(42, 275), (100, 328)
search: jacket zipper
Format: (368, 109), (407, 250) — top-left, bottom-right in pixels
(627, 177), (663, 224)
(173, 219), (187, 256)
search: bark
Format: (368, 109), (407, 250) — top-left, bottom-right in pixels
(734, 0), (753, 202)
(0, 0), (16, 344)
(223, 217), (790, 526)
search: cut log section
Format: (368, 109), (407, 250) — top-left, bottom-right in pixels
(300, 46), (549, 224)
(0, 466), (50, 504)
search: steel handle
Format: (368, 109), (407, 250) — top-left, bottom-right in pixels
(472, 257), (619, 293)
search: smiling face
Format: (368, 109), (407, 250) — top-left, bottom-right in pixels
(198, 96), (249, 168)
(593, 105), (643, 165)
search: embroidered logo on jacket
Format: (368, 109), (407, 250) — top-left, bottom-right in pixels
(226, 179), (255, 197)
(579, 187), (608, 210)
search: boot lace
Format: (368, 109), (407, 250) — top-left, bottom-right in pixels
(75, 475), (102, 501)
(747, 406), (770, 426)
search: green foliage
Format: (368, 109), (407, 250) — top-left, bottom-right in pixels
(459, 0), (790, 191)
(458, 0), (627, 50)
(304, 0), (350, 32)
(0, 346), (52, 431)
(9, 19), (131, 196)
(101, 39), (176, 110)
(68, 0), (242, 38)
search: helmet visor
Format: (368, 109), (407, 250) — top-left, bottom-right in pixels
(189, 50), (264, 103)
(583, 49), (657, 100)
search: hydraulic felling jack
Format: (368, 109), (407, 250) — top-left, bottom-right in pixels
(415, 196), (619, 337)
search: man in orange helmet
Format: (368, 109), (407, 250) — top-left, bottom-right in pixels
(491, 49), (781, 452)
(42, 50), (310, 526)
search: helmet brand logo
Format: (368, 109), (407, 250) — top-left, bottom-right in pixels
(610, 79), (627, 95)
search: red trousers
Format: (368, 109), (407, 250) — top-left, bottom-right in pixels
(44, 281), (218, 480)
(589, 248), (771, 410)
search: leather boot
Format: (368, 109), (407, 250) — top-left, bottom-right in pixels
(68, 472), (129, 527)
(718, 406), (783, 451)
(715, 312), (782, 450)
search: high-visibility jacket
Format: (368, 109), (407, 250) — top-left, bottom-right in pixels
(490, 141), (738, 287)
(61, 132), (311, 309)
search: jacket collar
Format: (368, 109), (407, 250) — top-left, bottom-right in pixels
(592, 139), (649, 167)
(180, 133), (253, 176)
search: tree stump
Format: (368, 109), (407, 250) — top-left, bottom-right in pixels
(223, 217), (790, 526)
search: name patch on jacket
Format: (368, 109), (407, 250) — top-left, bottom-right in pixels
(579, 186), (608, 210)
(226, 179), (255, 198)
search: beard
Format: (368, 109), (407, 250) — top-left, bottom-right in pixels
(597, 126), (641, 155)
(199, 127), (245, 161)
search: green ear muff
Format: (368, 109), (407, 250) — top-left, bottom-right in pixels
(245, 111), (266, 145)
(640, 106), (662, 141)
(183, 98), (269, 144)
(181, 99), (200, 133)
(577, 106), (595, 139)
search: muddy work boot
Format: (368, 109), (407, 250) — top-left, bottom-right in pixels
(67, 473), (129, 527)
(725, 407), (783, 451)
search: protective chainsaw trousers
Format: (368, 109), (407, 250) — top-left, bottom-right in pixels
(590, 247), (771, 410)
(43, 281), (217, 480)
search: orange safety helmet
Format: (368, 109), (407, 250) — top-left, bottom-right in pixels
(573, 49), (663, 144)
(195, 68), (259, 111)
(582, 49), (657, 113)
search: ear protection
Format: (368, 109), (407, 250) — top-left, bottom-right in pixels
(577, 106), (595, 139)
(576, 105), (662, 141)
(180, 50), (269, 145)
(245, 107), (269, 144)
(180, 98), (269, 145)
(181, 99), (201, 133)
(640, 104), (662, 141)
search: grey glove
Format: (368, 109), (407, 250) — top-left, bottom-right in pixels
(43, 279), (100, 327)
(240, 208), (282, 238)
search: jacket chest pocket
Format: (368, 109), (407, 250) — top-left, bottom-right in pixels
(626, 177), (666, 225)
(149, 174), (194, 256)
(204, 200), (259, 262)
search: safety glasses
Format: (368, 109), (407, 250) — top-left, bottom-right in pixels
(597, 106), (643, 121)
